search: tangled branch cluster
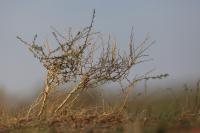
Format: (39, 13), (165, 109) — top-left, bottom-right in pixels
(17, 10), (166, 119)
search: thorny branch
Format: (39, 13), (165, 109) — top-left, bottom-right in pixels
(17, 9), (168, 119)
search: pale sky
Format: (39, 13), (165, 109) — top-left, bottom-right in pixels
(0, 0), (200, 94)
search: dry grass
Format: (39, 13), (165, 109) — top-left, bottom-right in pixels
(1, 82), (200, 133)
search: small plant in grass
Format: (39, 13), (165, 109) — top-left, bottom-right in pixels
(17, 10), (168, 119)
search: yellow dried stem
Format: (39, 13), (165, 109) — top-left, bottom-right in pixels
(44, 39), (51, 55)
(37, 79), (50, 117)
(54, 74), (89, 113)
(26, 93), (43, 119)
(118, 83), (133, 114)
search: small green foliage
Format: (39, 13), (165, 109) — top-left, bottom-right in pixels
(115, 125), (124, 133)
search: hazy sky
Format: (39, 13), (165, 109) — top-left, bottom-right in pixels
(0, 0), (200, 94)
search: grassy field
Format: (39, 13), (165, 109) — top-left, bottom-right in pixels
(1, 81), (200, 133)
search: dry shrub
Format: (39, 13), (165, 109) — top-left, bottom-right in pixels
(17, 10), (168, 121)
